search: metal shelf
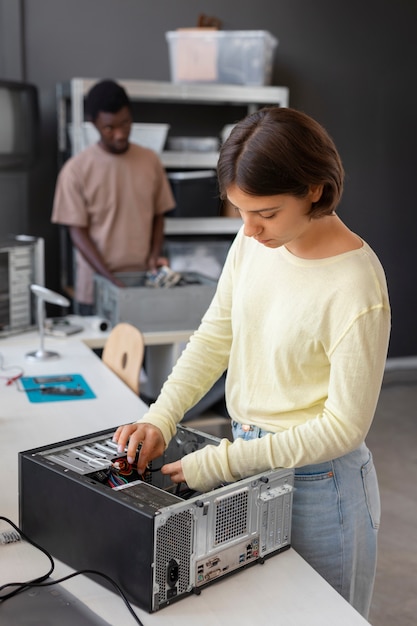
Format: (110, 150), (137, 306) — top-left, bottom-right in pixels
(165, 217), (241, 236)
(57, 79), (289, 156)
(60, 78), (289, 106)
(161, 151), (219, 169)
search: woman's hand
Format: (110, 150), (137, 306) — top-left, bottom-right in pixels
(161, 460), (185, 484)
(113, 422), (165, 475)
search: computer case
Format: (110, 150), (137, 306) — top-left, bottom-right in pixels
(0, 235), (44, 335)
(19, 425), (293, 613)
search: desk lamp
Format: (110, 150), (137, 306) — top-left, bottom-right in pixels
(26, 285), (70, 361)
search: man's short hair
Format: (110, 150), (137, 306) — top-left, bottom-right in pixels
(85, 79), (131, 122)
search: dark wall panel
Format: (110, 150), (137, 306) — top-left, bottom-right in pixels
(7, 0), (417, 356)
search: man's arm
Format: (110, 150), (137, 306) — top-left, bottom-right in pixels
(147, 214), (168, 271)
(68, 225), (124, 287)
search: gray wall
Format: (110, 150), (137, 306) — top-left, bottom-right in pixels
(1, 0), (416, 357)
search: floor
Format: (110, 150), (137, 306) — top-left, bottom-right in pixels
(186, 365), (417, 626)
(366, 367), (417, 626)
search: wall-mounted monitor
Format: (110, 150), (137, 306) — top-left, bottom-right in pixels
(0, 79), (39, 170)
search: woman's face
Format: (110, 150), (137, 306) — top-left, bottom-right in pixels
(227, 184), (323, 251)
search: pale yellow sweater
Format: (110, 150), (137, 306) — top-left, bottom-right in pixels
(139, 227), (391, 492)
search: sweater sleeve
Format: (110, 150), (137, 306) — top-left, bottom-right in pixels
(136, 240), (236, 445)
(181, 303), (390, 492)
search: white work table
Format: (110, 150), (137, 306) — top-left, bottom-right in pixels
(0, 328), (370, 626)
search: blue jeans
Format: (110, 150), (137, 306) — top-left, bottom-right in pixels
(231, 421), (380, 619)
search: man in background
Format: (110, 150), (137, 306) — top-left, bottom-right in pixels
(51, 79), (175, 315)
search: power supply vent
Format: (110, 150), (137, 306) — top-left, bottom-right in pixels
(155, 509), (193, 607)
(214, 489), (248, 545)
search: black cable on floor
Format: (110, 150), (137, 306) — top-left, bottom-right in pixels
(0, 516), (145, 626)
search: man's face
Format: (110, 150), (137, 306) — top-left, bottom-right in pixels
(93, 106), (132, 154)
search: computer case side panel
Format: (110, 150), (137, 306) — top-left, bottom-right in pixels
(18, 452), (155, 611)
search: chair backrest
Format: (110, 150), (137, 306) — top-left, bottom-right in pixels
(101, 322), (145, 394)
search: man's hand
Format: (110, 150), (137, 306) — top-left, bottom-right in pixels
(113, 422), (165, 475)
(161, 460), (185, 484)
(147, 255), (169, 273)
(110, 274), (126, 288)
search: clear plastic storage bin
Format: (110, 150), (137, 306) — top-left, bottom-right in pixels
(166, 30), (278, 86)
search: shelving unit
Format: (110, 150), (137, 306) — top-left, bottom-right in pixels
(55, 78), (289, 291)
(56, 78), (289, 237)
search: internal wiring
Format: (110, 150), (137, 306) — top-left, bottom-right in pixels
(112, 457), (163, 484)
(107, 472), (128, 487)
(0, 516), (145, 626)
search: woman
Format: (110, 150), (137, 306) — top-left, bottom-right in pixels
(114, 107), (390, 618)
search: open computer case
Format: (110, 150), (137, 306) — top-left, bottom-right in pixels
(19, 424), (293, 612)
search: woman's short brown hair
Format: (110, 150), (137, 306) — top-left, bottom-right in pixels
(217, 107), (344, 217)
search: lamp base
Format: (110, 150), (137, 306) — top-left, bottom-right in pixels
(25, 349), (61, 361)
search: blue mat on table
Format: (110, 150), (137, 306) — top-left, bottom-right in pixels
(20, 373), (96, 403)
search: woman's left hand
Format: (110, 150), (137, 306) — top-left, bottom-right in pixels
(161, 460), (185, 484)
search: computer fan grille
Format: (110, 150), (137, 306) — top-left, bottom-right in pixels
(214, 489), (248, 545)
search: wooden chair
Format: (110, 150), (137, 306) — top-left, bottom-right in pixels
(102, 322), (145, 394)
